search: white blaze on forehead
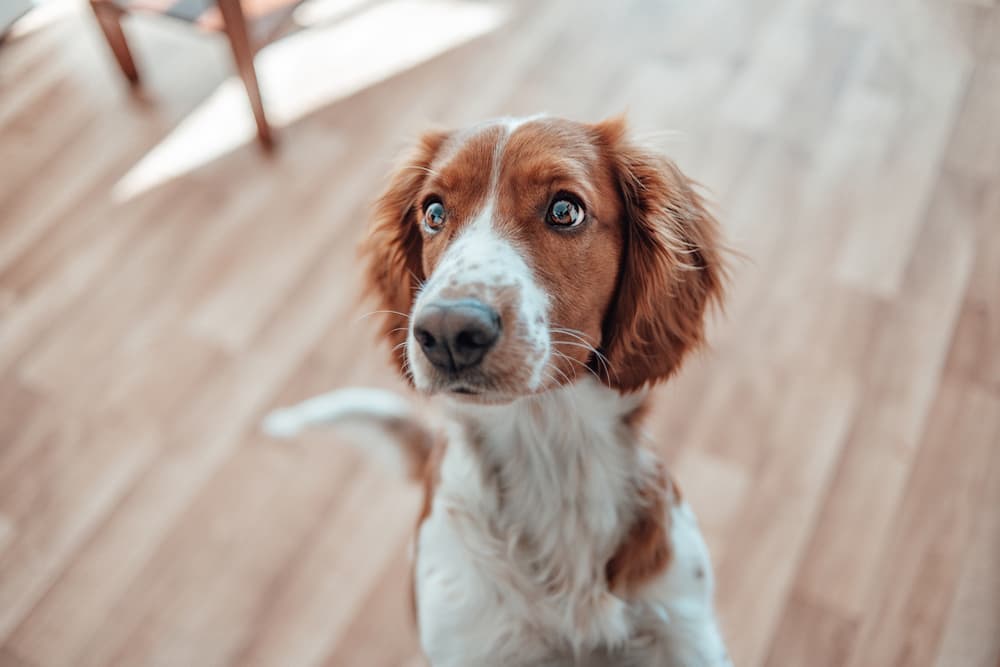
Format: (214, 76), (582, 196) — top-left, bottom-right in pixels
(493, 114), (547, 189)
(483, 114), (548, 202)
(421, 113), (550, 299)
(420, 209), (541, 308)
(500, 113), (548, 133)
(448, 114), (547, 200)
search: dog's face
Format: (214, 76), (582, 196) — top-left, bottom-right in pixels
(365, 116), (724, 403)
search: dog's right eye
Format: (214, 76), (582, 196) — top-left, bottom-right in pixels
(423, 200), (446, 232)
(547, 194), (585, 228)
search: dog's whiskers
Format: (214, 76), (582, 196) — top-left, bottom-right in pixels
(358, 309), (412, 323)
(553, 341), (612, 379)
(551, 348), (603, 384)
(545, 358), (574, 387)
(549, 328), (616, 382)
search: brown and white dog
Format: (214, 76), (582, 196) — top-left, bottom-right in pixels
(264, 115), (731, 666)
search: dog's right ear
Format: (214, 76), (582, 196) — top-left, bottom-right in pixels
(362, 130), (450, 378)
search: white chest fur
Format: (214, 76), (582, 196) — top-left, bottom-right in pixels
(414, 380), (657, 665)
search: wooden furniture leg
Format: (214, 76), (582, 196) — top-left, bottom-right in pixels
(89, 0), (140, 85)
(216, 0), (274, 149)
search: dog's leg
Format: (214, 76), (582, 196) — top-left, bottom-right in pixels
(262, 388), (436, 478)
(638, 501), (733, 667)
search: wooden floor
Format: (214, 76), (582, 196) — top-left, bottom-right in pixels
(2, 0), (999, 665)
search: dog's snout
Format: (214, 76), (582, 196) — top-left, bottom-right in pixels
(413, 300), (501, 372)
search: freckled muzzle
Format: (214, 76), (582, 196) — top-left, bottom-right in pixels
(406, 227), (552, 400)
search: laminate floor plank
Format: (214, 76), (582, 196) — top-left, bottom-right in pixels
(1, 0), (996, 665)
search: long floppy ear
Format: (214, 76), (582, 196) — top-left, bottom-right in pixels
(361, 130), (450, 377)
(594, 118), (726, 392)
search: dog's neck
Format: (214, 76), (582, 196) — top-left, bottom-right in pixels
(442, 378), (654, 575)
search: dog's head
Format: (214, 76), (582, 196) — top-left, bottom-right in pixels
(363, 116), (724, 402)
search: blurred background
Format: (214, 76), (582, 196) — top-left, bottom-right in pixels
(1, 0), (998, 665)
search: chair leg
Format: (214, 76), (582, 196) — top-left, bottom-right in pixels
(89, 1), (140, 85)
(217, 0), (274, 150)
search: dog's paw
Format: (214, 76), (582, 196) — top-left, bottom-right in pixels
(262, 408), (303, 438)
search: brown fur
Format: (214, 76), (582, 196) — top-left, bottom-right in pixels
(416, 438), (449, 527)
(592, 117), (727, 391)
(605, 461), (677, 594)
(490, 120), (627, 384)
(410, 436), (448, 623)
(621, 397), (653, 431)
(363, 116), (724, 392)
(362, 130), (450, 376)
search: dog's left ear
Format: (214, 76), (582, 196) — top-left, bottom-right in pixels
(593, 117), (726, 392)
(362, 130), (450, 377)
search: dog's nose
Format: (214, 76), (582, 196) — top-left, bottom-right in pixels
(413, 299), (501, 372)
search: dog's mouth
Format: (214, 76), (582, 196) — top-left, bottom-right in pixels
(442, 381), (494, 401)
(433, 378), (523, 405)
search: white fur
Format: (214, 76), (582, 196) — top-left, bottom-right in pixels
(500, 113), (548, 132)
(415, 378), (731, 666)
(635, 502), (731, 666)
(263, 388), (427, 476)
(409, 208), (551, 394)
(263, 387), (413, 437)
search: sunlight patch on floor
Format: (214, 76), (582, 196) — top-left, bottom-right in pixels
(6, 0), (78, 40)
(111, 0), (508, 202)
(292, 0), (372, 25)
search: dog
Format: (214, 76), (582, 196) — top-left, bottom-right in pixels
(264, 115), (732, 666)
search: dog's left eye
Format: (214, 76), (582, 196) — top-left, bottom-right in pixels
(547, 196), (585, 228)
